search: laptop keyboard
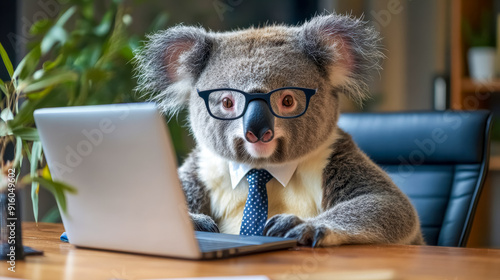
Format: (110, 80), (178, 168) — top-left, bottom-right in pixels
(197, 239), (251, 252)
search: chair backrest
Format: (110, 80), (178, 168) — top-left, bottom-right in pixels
(338, 111), (492, 247)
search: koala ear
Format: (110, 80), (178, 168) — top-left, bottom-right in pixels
(134, 26), (212, 115)
(298, 14), (384, 104)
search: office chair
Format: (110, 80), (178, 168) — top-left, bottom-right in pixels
(338, 111), (492, 247)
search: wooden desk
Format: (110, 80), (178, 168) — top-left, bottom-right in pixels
(2, 223), (500, 280)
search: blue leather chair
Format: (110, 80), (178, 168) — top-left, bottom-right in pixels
(338, 111), (492, 247)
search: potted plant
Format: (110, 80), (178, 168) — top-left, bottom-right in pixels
(463, 12), (496, 81)
(0, 0), (168, 259)
(0, 0), (193, 260)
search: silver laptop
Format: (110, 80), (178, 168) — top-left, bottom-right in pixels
(34, 102), (296, 259)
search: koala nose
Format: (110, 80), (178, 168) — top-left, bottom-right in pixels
(243, 99), (275, 143)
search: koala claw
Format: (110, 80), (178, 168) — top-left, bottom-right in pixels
(190, 213), (220, 233)
(263, 214), (305, 237)
(284, 223), (327, 247)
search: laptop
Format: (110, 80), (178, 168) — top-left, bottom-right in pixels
(34, 102), (296, 259)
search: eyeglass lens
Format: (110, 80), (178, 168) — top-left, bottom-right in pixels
(207, 89), (307, 119)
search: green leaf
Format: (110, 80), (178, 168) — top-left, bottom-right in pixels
(41, 25), (68, 55)
(76, 72), (89, 105)
(33, 69), (45, 80)
(87, 68), (112, 82)
(30, 176), (77, 214)
(21, 70), (78, 93)
(13, 46), (41, 81)
(0, 79), (7, 94)
(42, 54), (64, 71)
(23, 140), (32, 160)
(40, 205), (61, 223)
(1, 108), (14, 122)
(74, 46), (102, 68)
(30, 141), (42, 223)
(120, 45), (134, 61)
(11, 127), (39, 141)
(148, 12), (169, 32)
(0, 42), (14, 79)
(12, 136), (23, 168)
(26, 86), (52, 100)
(0, 120), (10, 137)
(8, 97), (44, 129)
(30, 142), (42, 175)
(81, 1), (94, 20)
(39, 6), (77, 55)
(8, 103), (35, 129)
(55, 6), (77, 27)
(31, 181), (39, 223)
(30, 19), (53, 35)
(31, 177), (77, 194)
(94, 10), (114, 36)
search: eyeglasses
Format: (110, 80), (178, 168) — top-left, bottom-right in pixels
(197, 87), (317, 120)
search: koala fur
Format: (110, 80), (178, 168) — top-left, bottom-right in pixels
(135, 14), (424, 246)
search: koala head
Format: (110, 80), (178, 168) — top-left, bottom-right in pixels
(135, 14), (383, 166)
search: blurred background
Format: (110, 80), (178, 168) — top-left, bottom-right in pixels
(1, 0), (499, 248)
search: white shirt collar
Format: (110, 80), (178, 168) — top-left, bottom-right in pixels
(228, 161), (299, 189)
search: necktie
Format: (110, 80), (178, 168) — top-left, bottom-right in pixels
(240, 169), (273, 236)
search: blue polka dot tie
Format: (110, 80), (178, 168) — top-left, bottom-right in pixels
(240, 169), (273, 236)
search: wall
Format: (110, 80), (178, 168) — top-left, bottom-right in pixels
(325, 0), (449, 112)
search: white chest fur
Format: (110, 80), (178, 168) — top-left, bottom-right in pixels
(196, 138), (335, 235)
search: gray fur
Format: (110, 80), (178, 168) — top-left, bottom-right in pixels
(299, 14), (383, 104)
(178, 147), (212, 214)
(265, 131), (424, 245)
(134, 26), (213, 116)
(135, 13), (423, 246)
(178, 148), (220, 232)
(190, 213), (219, 233)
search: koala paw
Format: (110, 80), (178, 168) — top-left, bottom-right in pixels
(284, 223), (328, 247)
(190, 213), (220, 233)
(263, 214), (327, 247)
(263, 214), (305, 238)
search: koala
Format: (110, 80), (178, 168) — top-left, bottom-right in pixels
(135, 13), (424, 246)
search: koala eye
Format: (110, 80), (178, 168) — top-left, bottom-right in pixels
(282, 95), (294, 107)
(222, 97), (234, 109)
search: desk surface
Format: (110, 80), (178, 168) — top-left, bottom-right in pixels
(3, 223), (500, 280)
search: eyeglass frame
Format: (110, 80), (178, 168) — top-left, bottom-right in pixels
(196, 87), (317, 121)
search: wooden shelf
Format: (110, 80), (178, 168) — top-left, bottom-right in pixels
(450, 0), (494, 109)
(462, 78), (500, 93)
(490, 155), (500, 170)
